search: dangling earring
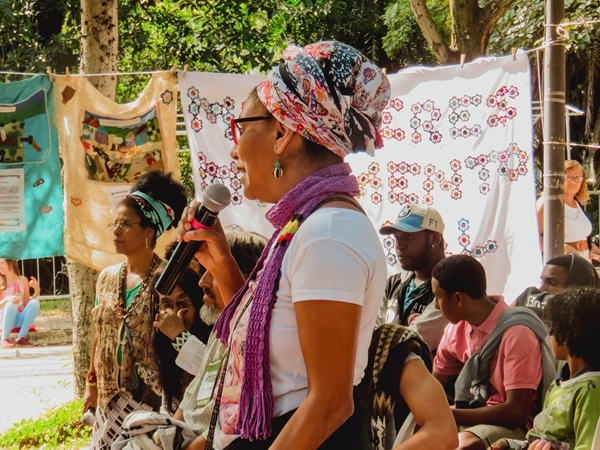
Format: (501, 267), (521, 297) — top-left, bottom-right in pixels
(146, 237), (150, 249)
(273, 156), (283, 179)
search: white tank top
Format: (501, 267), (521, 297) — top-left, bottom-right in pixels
(564, 202), (592, 242)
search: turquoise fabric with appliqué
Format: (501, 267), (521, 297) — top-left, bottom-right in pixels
(0, 74), (64, 258)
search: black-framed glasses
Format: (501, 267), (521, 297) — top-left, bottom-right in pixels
(108, 220), (141, 231)
(156, 297), (194, 312)
(229, 115), (272, 145)
(565, 175), (585, 183)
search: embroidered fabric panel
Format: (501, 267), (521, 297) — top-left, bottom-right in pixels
(179, 54), (542, 301)
(0, 75), (64, 258)
(54, 72), (180, 270)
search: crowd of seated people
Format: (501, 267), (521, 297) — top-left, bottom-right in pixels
(84, 197), (600, 450)
(104, 210), (600, 450)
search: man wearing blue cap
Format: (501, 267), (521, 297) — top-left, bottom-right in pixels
(377, 203), (448, 351)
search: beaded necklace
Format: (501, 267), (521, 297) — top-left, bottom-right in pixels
(115, 253), (161, 320)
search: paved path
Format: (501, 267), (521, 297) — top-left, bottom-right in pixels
(0, 345), (75, 434)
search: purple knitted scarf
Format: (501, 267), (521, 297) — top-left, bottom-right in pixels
(213, 162), (360, 440)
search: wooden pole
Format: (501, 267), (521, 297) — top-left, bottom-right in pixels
(542, 0), (566, 262)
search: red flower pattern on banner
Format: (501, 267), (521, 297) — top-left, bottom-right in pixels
(185, 90), (236, 136)
(486, 85), (519, 128)
(456, 218), (499, 258)
(462, 143), (529, 195)
(196, 152), (244, 204)
(356, 162), (383, 198)
(448, 94), (483, 139)
(409, 100), (442, 144)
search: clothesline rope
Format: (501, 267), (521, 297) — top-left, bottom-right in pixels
(543, 142), (600, 150)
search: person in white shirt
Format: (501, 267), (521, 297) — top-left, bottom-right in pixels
(178, 41), (390, 449)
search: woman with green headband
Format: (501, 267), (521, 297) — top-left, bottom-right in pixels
(85, 170), (187, 450)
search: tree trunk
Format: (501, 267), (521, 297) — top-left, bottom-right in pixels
(71, 0), (118, 399)
(409, 0), (515, 65)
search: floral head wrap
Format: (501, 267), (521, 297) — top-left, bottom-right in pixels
(128, 191), (175, 238)
(257, 41), (391, 158)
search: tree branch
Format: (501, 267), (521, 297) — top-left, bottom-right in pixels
(408, 0), (454, 64)
(478, 0), (517, 50)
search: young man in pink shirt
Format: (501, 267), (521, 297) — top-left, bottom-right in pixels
(431, 255), (554, 450)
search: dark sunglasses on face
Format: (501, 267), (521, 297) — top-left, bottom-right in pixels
(229, 115), (272, 145)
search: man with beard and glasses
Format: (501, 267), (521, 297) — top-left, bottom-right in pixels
(158, 227), (266, 442)
(377, 203), (448, 352)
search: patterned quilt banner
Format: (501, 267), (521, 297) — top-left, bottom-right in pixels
(54, 72), (180, 270)
(180, 53), (542, 301)
(0, 75), (64, 259)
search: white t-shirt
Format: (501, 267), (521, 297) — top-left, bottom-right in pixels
(213, 207), (387, 449)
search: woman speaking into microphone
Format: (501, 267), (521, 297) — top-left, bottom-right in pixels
(179, 41), (390, 450)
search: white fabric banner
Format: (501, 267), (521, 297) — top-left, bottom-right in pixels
(179, 53), (542, 302)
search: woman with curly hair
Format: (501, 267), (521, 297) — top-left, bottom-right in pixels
(491, 287), (600, 450)
(84, 170), (187, 450)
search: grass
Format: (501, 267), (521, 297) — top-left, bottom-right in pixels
(0, 399), (91, 449)
(39, 298), (72, 317)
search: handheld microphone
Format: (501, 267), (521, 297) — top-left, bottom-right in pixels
(155, 183), (231, 296)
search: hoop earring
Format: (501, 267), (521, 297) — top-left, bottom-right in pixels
(146, 237), (150, 249)
(273, 157), (283, 179)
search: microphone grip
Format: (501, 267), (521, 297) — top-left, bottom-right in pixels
(154, 207), (218, 296)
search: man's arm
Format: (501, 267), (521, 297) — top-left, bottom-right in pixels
(396, 359), (458, 450)
(452, 388), (536, 428)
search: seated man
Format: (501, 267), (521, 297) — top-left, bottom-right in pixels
(154, 227), (266, 447)
(513, 252), (599, 316)
(491, 288), (600, 450)
(378, 203), (448, 351)
(431, 255), (556, 450)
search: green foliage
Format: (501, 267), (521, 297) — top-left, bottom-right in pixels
(488, 0), (600, 55)
(0, 399), (91, 449)
(382, 0), (450, 67)
(0, 0), (80, 80)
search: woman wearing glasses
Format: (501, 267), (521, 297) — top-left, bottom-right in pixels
(151, 262), (211, 415)
(537, 159), (595, 260)
(179, 41), (390, 449)
(85, 170), (187, 450)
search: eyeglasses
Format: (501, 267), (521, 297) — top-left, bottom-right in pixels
(229, 115), (272, 145)
(108, 220), (141, 231)
(156, 297), (194, 312)
(565, 175), (585, 183)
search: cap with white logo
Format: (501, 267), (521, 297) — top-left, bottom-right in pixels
(379, 203), (445, 235)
